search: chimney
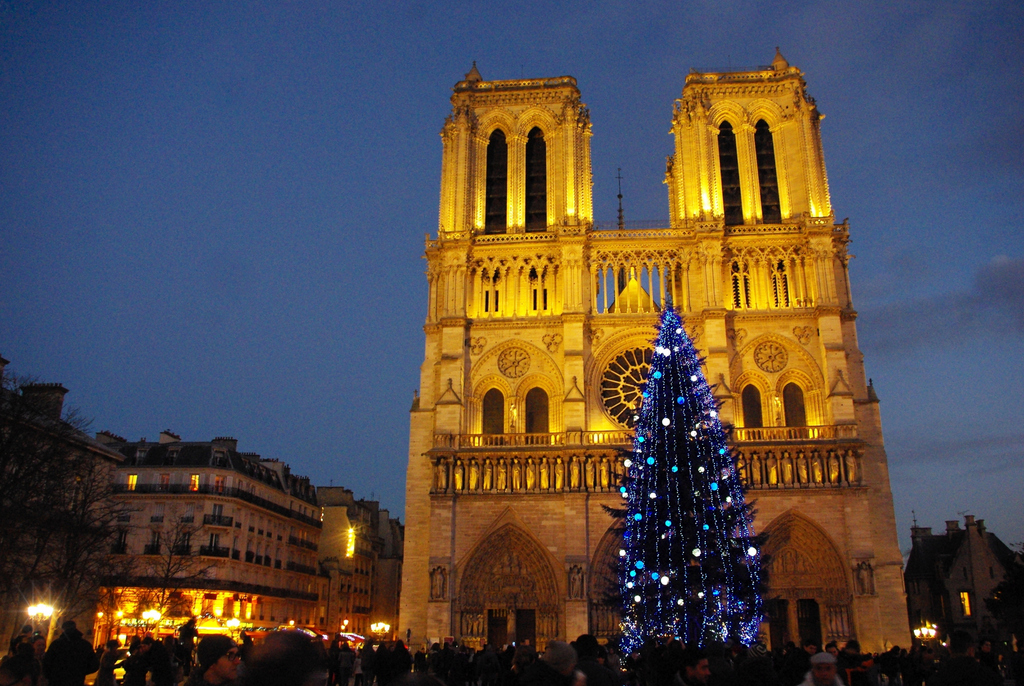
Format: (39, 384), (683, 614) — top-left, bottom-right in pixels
(964, 514), (976, 527)
(22, 383), (69, 419)
(95, 430), (127, 446)
(977, 519), (986, 535)
(213, 436), (238, 451)
(946, 520), (961, 536)
(159, 430), (181, 444)
(911, 526), (933, 542)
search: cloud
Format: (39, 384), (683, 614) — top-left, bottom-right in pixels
(891, 432), (1024, 467)
(858, 256), (1024, 353)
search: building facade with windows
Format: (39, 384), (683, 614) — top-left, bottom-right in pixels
(400, 54), (908, 651)
(317, 487), (404, 639)
(98, 431), (322, 640)
(905, 515), (1018, 641)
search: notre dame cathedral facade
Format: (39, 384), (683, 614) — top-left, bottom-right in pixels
(400, 53), (909, 652)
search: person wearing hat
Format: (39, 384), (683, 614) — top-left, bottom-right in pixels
(185, 635), (239, 686)
(798, 652), (842, 686)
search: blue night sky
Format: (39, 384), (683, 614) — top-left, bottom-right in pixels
(2, 1), (1022, 553)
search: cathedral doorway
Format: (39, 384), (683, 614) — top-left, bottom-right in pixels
(458, 524), (559, 649)
(760, 511), (852, 648)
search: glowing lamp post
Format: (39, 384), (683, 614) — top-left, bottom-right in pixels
(141, 609), (162, 630)
(370, 622), (390, 640)
(913, 622), (938, 642)
(28, 604), (55, 645)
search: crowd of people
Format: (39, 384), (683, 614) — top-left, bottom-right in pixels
(2, 622), (1020, 686)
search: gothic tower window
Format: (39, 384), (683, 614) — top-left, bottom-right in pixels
(783, 383), (807, 427)
(732, 260), (752, 309)
(525, 128), (547, 231)
(754, 120), (782, 223)
(485, 130), (508, 233)
(718, 121), (743, 226)
(482, 389), (504, 434)
(770, 259), (790, 308)
(525, 388), (549, 433)
(742, 385), (763, 428)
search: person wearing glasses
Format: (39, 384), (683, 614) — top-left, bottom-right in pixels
(186, 636), (239, 686)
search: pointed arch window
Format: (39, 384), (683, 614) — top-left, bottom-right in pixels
(770, 259), (790, 308)
(485, 130), (508, 233)
(732, 260), (752, 309)
(718, 121), (743, 226)
(742, 385), (763, 428)
(754, 120), (782, 223)
(482, 389), (505, 434)
(524, 387), (549, 433)
(782, 383), (806, 427)
(525, 128), (547, 231)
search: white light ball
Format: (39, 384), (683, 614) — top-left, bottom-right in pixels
(690, 430), (697, 437)
(619, 549), (626, 557)
(690, 375), (698, 382)
(623, 459), (632, 467)
(697, 591), (705, 599)
(709, 410), (717, 418)
(692, 548), (701, 557)
(649, 492), (657, 499)
(697, 467), (705, 473)
(677, 599), (685, 606)
(725, 497), (733, 503)
(662, 418), (671, 426)
(634, 595), (642, 603)
(626, 582), (634, 588)
(676, 328), (682, 334)
(660, 576), (669, 585)
(747, 547), (758, 557)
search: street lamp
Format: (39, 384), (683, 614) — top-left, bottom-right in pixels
(141, 609), (162, 628)
(913, 622), (937, 641)
(28, 604), (55, 645)
(370, 622), (390, 639)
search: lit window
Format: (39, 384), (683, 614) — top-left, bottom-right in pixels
(159, 473), (171, 490)
(960, 591), (972, 617)
(214, 476), (225, 493)
(126, 474), (138, 491)
(190, 474), (200, 491)
(346, 528), (356, 558)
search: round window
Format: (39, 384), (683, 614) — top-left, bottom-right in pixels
(601, 347), (653, 427)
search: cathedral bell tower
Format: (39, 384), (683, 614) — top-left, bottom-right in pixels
(401, 55), (909, 652)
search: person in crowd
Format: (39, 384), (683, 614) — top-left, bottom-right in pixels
(179, 618), (198, 676)
(186, 635), (239, 686)
(976, 639), (998, 678)
(241, 630), (327, 686)
(736, 642), (779, 686)
(798, 652), (843, 686)
(676, 647), (711, 686)
(119, 638), (149, 686)
(360, 640), (377, 686)
(329, 635), (345, 686)
(520, 641), (580, 686)
(338, 641), (357, 686)
(41, 621), (98, 686)
(926, 630), (1000, 686)
(835, 641), (871, 686)
(477, 644), (500, 686)
(413, 646), (427, 674)
(8, 626), (34, 658)
(94, 640), (120, 686)
(146, 636), (176, 686)
(780, 639), (819, 686)
(0, 653), (37, 686)
(574, 635), (616, 686)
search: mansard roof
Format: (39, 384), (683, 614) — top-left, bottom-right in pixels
(906, 524), (1016, 580)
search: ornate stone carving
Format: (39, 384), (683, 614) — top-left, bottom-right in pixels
(854, 561), (875, 596)
(601, 347), (653, 427)
(733, 328), (747, 347)
(542, 333), (562, 352)
(470, 337), (487, 355)
(459, 525), (559, 614)
(568, 564), (585, 599)
(498, 347), (531, 378)
(754, 341), (788, 373)
(793, 326), (813, 345)
(429, 565), (449, 601)
(591, 328), (604, 346)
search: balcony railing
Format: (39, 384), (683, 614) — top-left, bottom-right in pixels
(288, 536), (319, 552)
(111, 483), (321, 528)
(203, 514), (234, 527)
(286, 561), (318, 576)
(199, 545), (231, 558)
(143, 544), (161, 555)
(433, 426), (856, 451)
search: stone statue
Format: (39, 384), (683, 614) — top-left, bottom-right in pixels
(512, 460), (522, 491)
(539, 460), (549, 490)
(497, 460), (507, 491)
(599, 459), (610, 489)
(483, 460), (493, 490)
(554, 459), (564, 490)
(570, 458), (581, 489)
(568, 565), (585, 599)
(526, 459), (536, 490)
(430, 566), (448, 600)
(436, 460), (448, 491)
(469, 460), (480, 490)
(855, 561), (875, 595)
(454, 460), (464, 491)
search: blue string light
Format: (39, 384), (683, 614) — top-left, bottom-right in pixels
(618, 307), (764, 651)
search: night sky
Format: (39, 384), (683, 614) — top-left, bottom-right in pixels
(2, 1), (1021, 554)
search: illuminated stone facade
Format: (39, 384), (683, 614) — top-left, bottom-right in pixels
(99, 432), (322, 640)
(401, 55), (909, 651)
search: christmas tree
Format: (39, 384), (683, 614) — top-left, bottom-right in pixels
(618, 307), (764, 651)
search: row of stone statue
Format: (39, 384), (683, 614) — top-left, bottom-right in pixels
(432, 453), (624, 494)
(736, 448), (861, 488)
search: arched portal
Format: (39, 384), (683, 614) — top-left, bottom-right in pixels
(457, 524), (560, 649)
(588, 524), (624, 640)
(760, 511), (853, 649)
